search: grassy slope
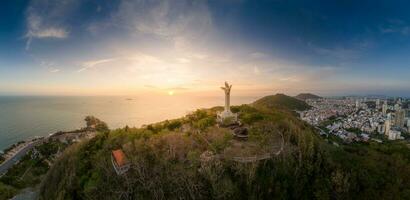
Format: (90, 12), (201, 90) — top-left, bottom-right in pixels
(38, 97), (410, 200)
(252, 94), (311, 111)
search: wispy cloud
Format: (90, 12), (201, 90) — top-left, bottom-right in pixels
(114, 0), (213, 51)
(380, 19), (410, 35)
(176, 58), (190, 64)
(250, 52), (267, 59)
(308, 43), (361, 60)
(38, 60), (61, 73)
(49, 68), (61, 73)
(24, 0), (73, 50)
(78, 58), (116, 72)
(29, 27), (68, 39)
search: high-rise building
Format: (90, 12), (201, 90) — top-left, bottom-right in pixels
(395, 109), (406, 128)
(384, 119), (391, 136)
(382, 103), (388, 116)
(394, 103), (401, 111)
(376, 99), (380, 109)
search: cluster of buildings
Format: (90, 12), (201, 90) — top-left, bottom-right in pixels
(301, 97), (410, 142)
(301, 98), (356, 126)
(49, 129), (96, 144)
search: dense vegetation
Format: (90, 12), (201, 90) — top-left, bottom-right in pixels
(253, 94), (311, 111)
(295, 93), (322, 101)
(29, 95), (410, 199)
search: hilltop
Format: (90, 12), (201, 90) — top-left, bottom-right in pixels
(295, 93), (322, 101)
(36, 95), (410, 200)
(252, 93), (311, 111)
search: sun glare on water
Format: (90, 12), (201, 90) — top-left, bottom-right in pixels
(168, 91), (174, 96)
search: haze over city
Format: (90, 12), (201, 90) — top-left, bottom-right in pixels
(1, 0), (410, 96)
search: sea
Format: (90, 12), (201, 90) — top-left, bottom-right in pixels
(0, 95), (258, 150)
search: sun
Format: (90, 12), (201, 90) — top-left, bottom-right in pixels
(168, 90), (174, 96)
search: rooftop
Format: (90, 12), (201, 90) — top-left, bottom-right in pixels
(112, 149), (128, 167)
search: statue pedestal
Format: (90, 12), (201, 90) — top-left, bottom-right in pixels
(217, 110), (238, 125)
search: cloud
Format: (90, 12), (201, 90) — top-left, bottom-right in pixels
(78, 58), (116, 72)
(49, 68), (61, 73)
(176, 58), (190, 63)
(380, 19), (410, 35)
(308, 43), (361, 60)
(29, 28), (68, 39)
(114, 0), (213, 51)
(253, 66), (260, 75)
(77, 53), (163, 73)
(250, 52), (267, 59)
(37, 60), (61, 73)
(24, 0), (74, 50)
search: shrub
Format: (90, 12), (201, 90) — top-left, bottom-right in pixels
(241, 113), (264, 124)
(196, 117), (216, 130)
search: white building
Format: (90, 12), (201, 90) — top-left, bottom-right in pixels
(394, 103), (401, 111)
(388, 130), (402, 140)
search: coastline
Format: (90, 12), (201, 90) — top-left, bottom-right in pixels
(0, 123), (99, 199)
(0, 125), (99, 177)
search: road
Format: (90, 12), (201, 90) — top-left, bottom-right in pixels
(0, 140), (42, 175)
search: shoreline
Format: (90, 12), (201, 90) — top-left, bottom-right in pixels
(0, 127), (96, 174)
(0, 127), (92, 156)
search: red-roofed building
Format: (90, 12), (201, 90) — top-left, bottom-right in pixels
(111, 149), (130, 175)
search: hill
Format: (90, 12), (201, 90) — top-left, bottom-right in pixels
(37, 95), (410, 200)
(295, 93), (322, 101)
(252, 93), (311, 111)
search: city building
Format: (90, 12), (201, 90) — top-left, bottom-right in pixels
(377, 123), (385, 134)
(382, 103), (388, 116)
(394, 103), (401, 111)
(376, 99), (380, 110)
(388, 129), (402, 140)
(111, 149), (130, 175)
(395, 109), (406, 128)
(301, 96), (407, 143)
(384, 119), (391, 136)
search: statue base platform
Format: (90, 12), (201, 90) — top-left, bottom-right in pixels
(217, 110), (238, 125)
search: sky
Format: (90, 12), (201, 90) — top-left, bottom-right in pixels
(1, 0), (410, 97)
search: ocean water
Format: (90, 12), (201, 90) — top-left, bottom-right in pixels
(0, 95), (258, 150)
